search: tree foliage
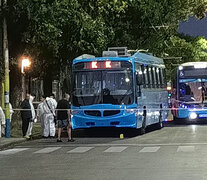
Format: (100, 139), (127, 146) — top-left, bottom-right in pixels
(1, 0), (207, 83)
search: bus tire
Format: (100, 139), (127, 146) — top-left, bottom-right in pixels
(157, 116), (163, 129)
(140, 126), (145, 135)
(140, 106), (147, 135)
(157, 104), (163, 129)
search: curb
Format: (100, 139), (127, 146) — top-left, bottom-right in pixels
(0, 139), (27, 150)
(0, 135), (42, 151)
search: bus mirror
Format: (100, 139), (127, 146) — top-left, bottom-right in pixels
(136, 74), (143, 85)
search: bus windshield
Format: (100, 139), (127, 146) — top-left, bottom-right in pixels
(72, 70), (133, 106)
(179, 79), (207, 103)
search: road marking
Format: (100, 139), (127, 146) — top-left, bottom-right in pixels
(34, 147), (61, 154)
(16, 142), (207, 148)
(68, 147), (94, 153)
(177, 146), (195, 152)
(104, 146), (127, 152)
(0, 148), (29, 155)
(139, 146), (160, 153)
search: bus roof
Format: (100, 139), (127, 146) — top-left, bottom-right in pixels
(73, 52), (164, 67)
(180, 61), (207, 67)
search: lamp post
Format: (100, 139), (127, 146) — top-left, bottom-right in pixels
(21, 58), (31, 101)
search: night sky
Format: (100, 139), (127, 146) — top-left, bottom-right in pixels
(178, 16), (207, 38)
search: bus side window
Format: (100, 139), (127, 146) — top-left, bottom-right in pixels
(148, 67), (153, 88)
(151, 67), (155, 88)
(159, 68), (163, 88)
(144, 66), (149, 88)
(141, 65), (148, 88)
(160, 68), (166, 88)
(152, 67), (157, 88)
(156, 68), (161, 88)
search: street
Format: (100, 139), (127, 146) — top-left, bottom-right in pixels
(1, 122), (207, 180)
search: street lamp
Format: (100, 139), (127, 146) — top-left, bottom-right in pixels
(21, 58), (31, 74)
(21, 58), (31, 101)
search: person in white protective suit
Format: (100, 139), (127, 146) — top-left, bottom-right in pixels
(37, 95), (46, 136)
(26, 94), (37, 139)
(50, 93), (57, 109)
(0, 106), (5, 137)
(43, 96), (56, 138)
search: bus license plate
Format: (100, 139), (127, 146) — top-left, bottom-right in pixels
(199, 114), (207, 118)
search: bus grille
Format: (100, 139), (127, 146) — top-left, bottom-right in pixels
(103, 110), (120, 116)
(84, 110), (101, 117)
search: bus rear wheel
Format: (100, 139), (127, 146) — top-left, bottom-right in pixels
(157, 111), (163, 129)
(140, 126), (146, 135)
(157, 117), (163, 129)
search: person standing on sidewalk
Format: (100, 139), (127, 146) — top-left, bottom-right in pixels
(26, 94), (37, 139)
(37, 95), (46, 137)
(42, 96), (56, 138)
(21, 93), (32, 139)
(56, 94), (74, 142)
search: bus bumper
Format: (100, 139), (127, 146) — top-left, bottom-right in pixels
(71, 113), (137, 129)
(178, 108), (207, 120)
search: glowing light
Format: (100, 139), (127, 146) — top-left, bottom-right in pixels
(179, 66), (183, 70)
(105, 61), (112, 68)
(125, 78), (130, 82)
(167, 86), (172, 91)
(21, 58), (31, 74)
(91, 61), (98, 69)
(189, 112), (197, 120)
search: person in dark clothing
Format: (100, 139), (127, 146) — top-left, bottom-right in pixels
(21, 93), (32, 138)
(56, 94), (74, 142)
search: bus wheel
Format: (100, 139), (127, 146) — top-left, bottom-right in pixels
(157, 105), (163, 129)
(157, 116), (163, 129)
(140, 106), (147, 135)
(140, 126), (146, 135)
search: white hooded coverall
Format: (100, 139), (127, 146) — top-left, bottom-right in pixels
(26, 95), (36, 136)
(43, 97), (56, 137)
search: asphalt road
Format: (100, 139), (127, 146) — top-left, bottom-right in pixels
(1, 122), (207, 180)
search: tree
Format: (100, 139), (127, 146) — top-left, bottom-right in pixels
(163, 35), (207, 83)
(1, 0), (207, 95)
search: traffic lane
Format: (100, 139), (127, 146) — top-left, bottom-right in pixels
(1, 144), (207, 180)
(13, 121), (207, 147)
(70, 121), (207, 145)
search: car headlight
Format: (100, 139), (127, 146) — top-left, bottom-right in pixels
(189, 112), (197, 120)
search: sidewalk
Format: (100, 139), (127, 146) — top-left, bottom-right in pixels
(0, 137), (26, 150)
(0, 123), (42, 150)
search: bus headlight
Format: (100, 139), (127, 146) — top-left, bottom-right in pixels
(126, 109), (137, 114)
(71, 110), (80, 115)
(189, 112), (197, 120)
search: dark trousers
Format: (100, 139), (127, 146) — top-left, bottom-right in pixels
(22, 118), (30, 136)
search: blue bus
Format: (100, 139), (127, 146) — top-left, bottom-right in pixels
(71, 47), (168, 133)
(172, 62), (207, 121)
